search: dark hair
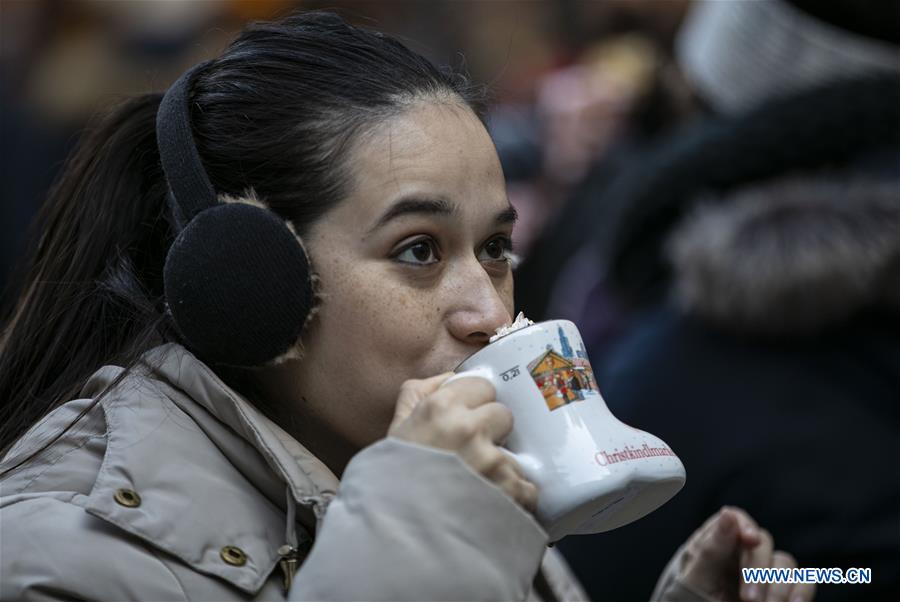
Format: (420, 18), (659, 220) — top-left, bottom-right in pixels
(0, 10), (486, 460)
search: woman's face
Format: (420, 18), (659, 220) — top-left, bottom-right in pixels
(260, 101), (516, 471)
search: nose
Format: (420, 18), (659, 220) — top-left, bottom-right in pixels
(445, 260), (512, 346)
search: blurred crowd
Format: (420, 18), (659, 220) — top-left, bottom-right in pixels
(2, 1), (899, 601)
(1, 0), (689, 302)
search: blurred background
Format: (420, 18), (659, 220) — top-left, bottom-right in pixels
(2, 2), (898, 601)
(0, 0), (694, 304)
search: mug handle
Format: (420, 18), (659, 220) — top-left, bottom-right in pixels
(441, 366), (494, 388)
(440, 368), (543, 478)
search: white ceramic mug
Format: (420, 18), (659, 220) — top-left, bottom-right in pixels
(442, 319), (685, 541)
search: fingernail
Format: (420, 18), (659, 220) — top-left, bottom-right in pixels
(744, 584), (760, 601)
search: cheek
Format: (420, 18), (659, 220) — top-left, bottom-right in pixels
(294, 261), (445, 447)
(310, 261), (440, 380)
(501, 273), (515, 316)
(487, 269), (515, 321)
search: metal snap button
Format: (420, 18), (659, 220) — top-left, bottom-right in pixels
(221, 545), (248, 567)
(113, 488), (141, 508)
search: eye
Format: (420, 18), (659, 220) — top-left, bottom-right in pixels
(393, 238), (440, 266)
(478, 236), (514, 263)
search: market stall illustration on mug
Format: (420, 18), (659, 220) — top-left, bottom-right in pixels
(528, 326), (600, 411)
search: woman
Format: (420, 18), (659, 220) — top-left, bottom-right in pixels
(0, 11), (812, 602)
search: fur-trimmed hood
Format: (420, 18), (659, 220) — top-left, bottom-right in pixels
(667, 177), (900, 335)
(516, 76), (900, 325)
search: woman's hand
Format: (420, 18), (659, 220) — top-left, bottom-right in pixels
(387, 373), (539, 513)
(674, 506), (816, 602)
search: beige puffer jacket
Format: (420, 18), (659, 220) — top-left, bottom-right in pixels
(0, 343), (708, 601)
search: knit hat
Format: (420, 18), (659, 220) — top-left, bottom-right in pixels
(676, 0), (900, 114)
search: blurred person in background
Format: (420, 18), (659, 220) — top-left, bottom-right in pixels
(509, 2), (698, 362)
(0, 9), (814, 602)
(554, 1), (900, 601)
(491, 33), (673, 258)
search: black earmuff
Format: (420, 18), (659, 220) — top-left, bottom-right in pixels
(156, 61), (315, 367)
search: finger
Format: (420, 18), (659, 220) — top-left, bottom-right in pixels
(469, 402), (514, 444)
(420, 371), (456, 391)
(679, 508), (742, 595)
(697, 508), (741, 561)
(516, 475), (539, 513)
(492, 461), (539, 513)
(740, 528), (773, 602)
(726, 506), (762, 547)
(390, 373), (454, 428)
(764, 551), (796, 602)
(787, 582), (815, 602)
(440, 376), (496, 408)
(687, 505), (738, 548)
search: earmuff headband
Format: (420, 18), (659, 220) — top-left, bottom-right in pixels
(156, 61), (316, 367)
(156, 60), (218, 223)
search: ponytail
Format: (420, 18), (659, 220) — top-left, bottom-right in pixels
(0, 94), (176, 455)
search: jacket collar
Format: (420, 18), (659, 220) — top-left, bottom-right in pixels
(140, 343), (340, 506)
(80, 343), (337, 594)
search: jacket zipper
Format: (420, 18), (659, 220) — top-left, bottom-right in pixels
(278, 489), (334, 594)
(278, 544), (301, 594)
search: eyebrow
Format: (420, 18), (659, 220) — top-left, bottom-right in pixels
(367, 195), (518, 235)
(495, 205), (518, 225)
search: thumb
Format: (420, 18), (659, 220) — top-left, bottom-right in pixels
(389, 372), (453, 429)
(678, 507), (744, 598)
(711, 508), (741, 550)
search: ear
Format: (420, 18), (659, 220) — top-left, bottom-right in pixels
(164, 200), (318, 367)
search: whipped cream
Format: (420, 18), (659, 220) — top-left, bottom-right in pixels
(489, 311), (535, 343)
